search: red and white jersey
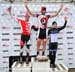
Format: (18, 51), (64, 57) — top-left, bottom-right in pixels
(36, 14), (50, 29)
(18, 19), (31, 36)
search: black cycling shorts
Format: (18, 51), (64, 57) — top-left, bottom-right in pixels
(38, 28), (46, 39)
(21, 34), (30, 45)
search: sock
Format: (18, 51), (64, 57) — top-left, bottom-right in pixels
(37, 52), (39, 55)
(42, 52), (45, 56)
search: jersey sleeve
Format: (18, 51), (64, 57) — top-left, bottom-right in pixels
(47, 15), (51, 19)
(16, 18), (22, 24)
(36, 14), (40, 18)
(48, 29), (51, 35)
(57, 20), (67, 31)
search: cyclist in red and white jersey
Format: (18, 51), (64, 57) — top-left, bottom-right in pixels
(25, 1), (63, 56)
(7, 6), (36, 64)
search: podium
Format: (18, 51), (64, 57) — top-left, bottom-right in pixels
(31, 56), (68, 72)
(12, 62), (31, 72)
(32, 56), (50, 72)
(32, 61), (50, 72)
(11, 56), (68, 72)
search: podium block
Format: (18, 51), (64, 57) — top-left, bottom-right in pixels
(11, 59), (68, 72)
(50, 63), (68, 72)
(36, 56), (48, 62)
(12, 62), (31, 72)
(32, 61), (50, 72)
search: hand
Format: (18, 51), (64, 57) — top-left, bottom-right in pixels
(47, 36), (50, 40)
(9, 0), (14, 3)
(7, 6), (11, 15)
(24, 0), (28, 6)
(64, 16), (67, 21)
(31, 25), (35, 29)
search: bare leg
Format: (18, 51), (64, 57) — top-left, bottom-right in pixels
(20, 46), (23, 63)
(42, 39), (47, 55)
(26, 45), (30, 65)
(36, 39), (41, 55)
(20, 40), (24, 63)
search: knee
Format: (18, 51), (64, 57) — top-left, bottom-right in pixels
(26, 45), (30, 49)
(37, 39), (41, 44)
(43, 39), (47, 43)
(37, 39), (40, 42)
(53, 51), (56, 56)
(20, 52), (23, 56)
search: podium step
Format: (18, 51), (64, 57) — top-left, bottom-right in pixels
(12, 62), (31, 72)
(32, 61), (50, 72)
(11, 57), (68, 72)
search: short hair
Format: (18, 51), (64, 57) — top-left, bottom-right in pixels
(41, 6), (46, 11)
(52, 21), (57, 25)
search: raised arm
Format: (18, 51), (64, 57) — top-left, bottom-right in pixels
(50, 4), (63, 18)
(58, 16), (67, 31)
(25, 1), (37, 17)
(7, 6), (21, 23)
